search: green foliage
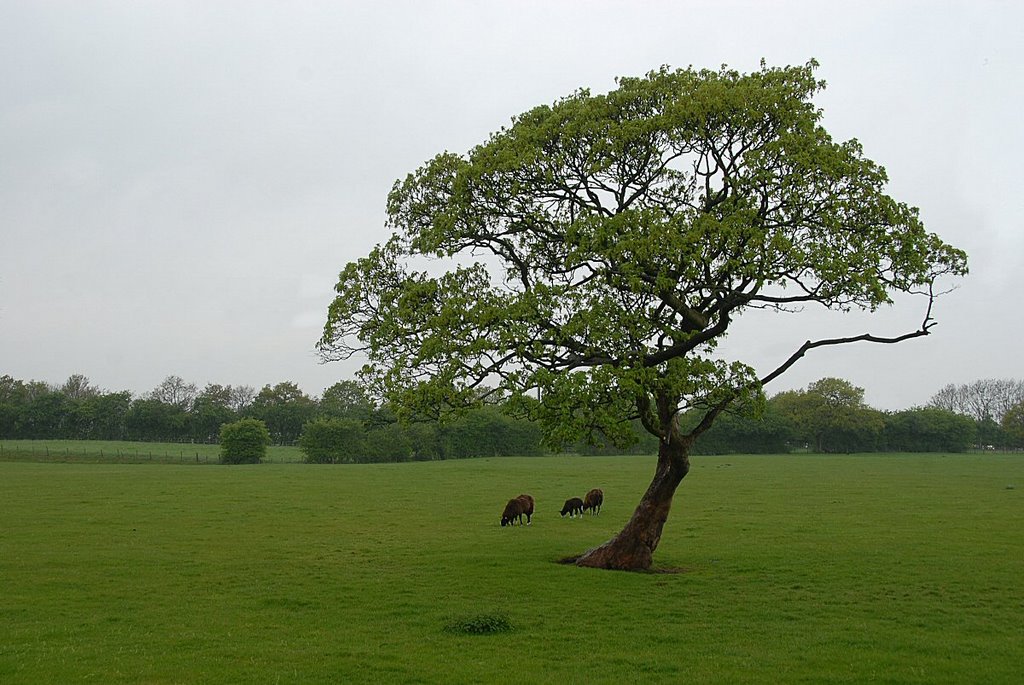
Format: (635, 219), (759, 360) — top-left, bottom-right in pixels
(319, 380), (375, 423)
(976, 417), (1012, 450)
(1000, 402), (1024, 447)
(573, 419), (660, 455)
(687, 405), (794, 455)
(298, 404), (544, 463)
(441, 404), (545, 458)
(320, 61), (967, 451)
(244, 382), (317, 445)
(126, 397), (189, 442)
(219, 418), (271, 464)
(771, 378), (885, 453)
(80, 391), (132, 440)
(189, 398), (236, 444)
(403, 421), (444, 461)
(884, 407), (976, 452)
(299, 418), (366, 463)
(20, 391), (70, 438)
(0, 369), (1002, 455)
(363, 423), (414, 462)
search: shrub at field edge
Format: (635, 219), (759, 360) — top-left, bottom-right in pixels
(219, 419), (271, 464)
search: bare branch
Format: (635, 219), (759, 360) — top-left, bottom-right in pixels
(760, 290), (937, 389)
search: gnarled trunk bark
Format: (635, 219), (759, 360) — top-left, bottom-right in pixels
(574, 434), (690, 571)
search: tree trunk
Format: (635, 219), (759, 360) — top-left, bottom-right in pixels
(574, 434), (690, 571)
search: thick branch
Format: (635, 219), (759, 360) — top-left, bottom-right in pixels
(761, 293), (937, 388)
(684, 293), (938, 442)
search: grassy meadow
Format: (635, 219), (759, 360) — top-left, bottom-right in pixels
(0, 439), (304, 463)
(1, 453), (1022, 683)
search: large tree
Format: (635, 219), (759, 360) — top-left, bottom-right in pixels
(319, 380), (376, 423)
(772, 378), (885, 453)
(190, 384), (239, 443)
(147, 375), (199, 410)
(246, 382), (317, 445)
(319, 61), (967, 570)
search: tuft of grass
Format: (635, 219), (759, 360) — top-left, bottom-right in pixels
(443, 612), (513, 635)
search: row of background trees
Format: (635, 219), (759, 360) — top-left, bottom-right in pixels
(0, 374), (544, 460)
(2, 373), (1023, 460)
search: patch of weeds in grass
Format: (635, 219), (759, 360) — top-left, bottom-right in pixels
(443, 612), (513, 636)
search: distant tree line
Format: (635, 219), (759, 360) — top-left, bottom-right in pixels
(0, 374), (544, 460)
(687, 378), (992, 454)
(927, 378), (1024, 449)
(2, 373), (1022, 459)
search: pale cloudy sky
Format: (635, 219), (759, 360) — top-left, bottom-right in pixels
(1, 0), (1021, 409)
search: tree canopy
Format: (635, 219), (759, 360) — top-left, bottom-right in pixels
(319, 60), (967, 569)
(772, 377), (886, 453)
(320, 60), (966, 450)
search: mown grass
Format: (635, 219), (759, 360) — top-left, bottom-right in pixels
(0, 439), (304, 463)
(1, 454), (1021, 683)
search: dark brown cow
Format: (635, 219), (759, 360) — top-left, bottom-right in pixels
(583, 488), (603, 515)
(501, 493), (535, 526)
(560, 497), (584, 518)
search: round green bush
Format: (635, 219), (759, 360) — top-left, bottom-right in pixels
(219, 419), (271, 464)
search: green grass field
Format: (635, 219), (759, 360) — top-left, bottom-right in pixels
(1, 454), (1022, 683)
(0, 439), (304, 463)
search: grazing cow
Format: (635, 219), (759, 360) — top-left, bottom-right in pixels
(560, 497), (584, 518)
(501, 494), (535, 526)
(583, 488), (603, 515)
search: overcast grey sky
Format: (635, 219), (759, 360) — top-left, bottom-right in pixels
(1, 0), (1021, 410)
